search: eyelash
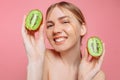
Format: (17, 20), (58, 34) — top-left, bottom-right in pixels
(62, 21), (70, 24)
(47, 25), (53, 28)
(46, 21), (70, 28)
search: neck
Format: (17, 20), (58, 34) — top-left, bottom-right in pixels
(59, 41), (81, 67)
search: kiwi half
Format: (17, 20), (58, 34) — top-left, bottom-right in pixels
(87, 36), (103, 57)
(25, 9), (43, 31)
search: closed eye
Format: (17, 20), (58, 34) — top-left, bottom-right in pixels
(62, 21), (70, 24)
(47, 24), (53, 28)
(46, 21), (54, 29)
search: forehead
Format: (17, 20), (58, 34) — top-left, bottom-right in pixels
(47, 7), (74, 20)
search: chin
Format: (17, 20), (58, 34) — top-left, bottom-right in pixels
(53, 44), (73, 53)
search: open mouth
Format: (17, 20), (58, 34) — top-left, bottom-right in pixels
(53, 36), (68, 45)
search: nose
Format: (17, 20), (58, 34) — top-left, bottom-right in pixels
(53, 24), (62, 35)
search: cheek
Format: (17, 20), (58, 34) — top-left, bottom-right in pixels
(64, 23), (75, 33)
(65, 26), (72, 32)
(70, 18), (82, 35)
(67, 25), (81, 41)
(46, 30), (52, 39)
(65, 24), (78, 36)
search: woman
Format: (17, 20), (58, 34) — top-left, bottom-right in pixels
(22, 1), (105, 80)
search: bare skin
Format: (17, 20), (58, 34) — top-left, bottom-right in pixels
(22, 6), (105, 80)
(43, 7), (105, 80)
(43, 49), (80, 80)
(43, 49), (105, 80)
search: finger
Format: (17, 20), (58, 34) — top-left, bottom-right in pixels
(88, 54), (93, 62)
(94, 43), (105, 71)
(98, 43), (105, 65)
(21, 15), (26, 38)
(29, 31), (36, 45)
(21, 15), (32, 45)
(84, 48), (89, 60)
(38, 24), (45, 40)
(21, 15), (28, 42)
(39, 24), (45, 36)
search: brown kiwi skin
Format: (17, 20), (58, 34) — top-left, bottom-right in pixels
(87, 36), (103, 58)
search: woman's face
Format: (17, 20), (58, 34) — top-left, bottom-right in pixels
(46, 7), (84, 52)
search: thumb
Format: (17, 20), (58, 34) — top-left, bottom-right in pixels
(84, 48), (89, 60)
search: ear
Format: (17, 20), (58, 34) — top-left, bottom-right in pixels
(80, 24), (87, 36)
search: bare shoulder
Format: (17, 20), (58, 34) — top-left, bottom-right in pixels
(93, 70), (106, 80)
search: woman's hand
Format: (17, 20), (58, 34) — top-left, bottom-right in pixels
(21, 15), (46, 63)
(21, 16), (46, 80)
(78, 44), (105, 80)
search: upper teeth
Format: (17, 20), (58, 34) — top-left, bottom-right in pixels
(55, 38), (66, 42)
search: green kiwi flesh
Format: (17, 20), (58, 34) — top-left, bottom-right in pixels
(87, 36), (103, 57)
(25, 9), (43, 31)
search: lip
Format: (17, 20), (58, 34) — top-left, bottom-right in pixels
(53, 36), (68, 45)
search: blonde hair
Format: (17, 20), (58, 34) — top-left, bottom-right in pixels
(46, 1), (86, 25)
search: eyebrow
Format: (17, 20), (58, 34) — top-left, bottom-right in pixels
(46, 21), (53, 24)
(58, 16), (70, 20)
(46, 16), (70, 23)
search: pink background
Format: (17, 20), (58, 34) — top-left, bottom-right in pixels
(0, 0), (120, 80)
